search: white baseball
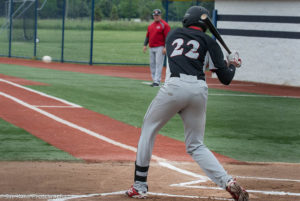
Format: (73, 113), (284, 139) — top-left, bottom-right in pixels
(42, 56), (52, 63)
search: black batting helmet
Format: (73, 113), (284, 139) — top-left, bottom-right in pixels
(182, 6), (209, 31)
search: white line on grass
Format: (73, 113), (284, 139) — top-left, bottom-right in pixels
(208, 84), (256, 87)
(141, 81), (152, 85)
(33, 105), (80, 108)
(209, 93), (300, 99)
(0, 79), (82, 108)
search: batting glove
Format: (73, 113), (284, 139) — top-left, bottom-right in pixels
(227, 51), (242, 68)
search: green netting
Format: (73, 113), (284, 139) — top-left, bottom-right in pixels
(0, 1), (9, 56)
(36, 0), (64, 61)
(10, 0), (35, 58)
(1, 0), (214, 65)
(63, 0), (91, 63)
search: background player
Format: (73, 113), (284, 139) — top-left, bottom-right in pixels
(143, 9), (170, 87)
(127, 6), (249, 201)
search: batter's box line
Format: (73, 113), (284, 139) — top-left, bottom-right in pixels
(170, 179), (300, 197)
(0, 191), (234, 201)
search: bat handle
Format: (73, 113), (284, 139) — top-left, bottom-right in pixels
(225, 47), (231, 55)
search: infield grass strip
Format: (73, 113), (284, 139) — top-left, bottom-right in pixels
(0, 119), (79, 161)
(0, 64), (299, 163)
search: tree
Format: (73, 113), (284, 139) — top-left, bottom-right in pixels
(138, 0), (164, 21)
(94, 6), (103, 21)
(96, 0), (112, 18)
(139, 6), (152, 21)
(110, 5), (119, 21)
(118, 0), (139, 19)
(38, 0), (63, 19)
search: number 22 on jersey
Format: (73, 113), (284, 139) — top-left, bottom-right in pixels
(170, 38), (200, 59)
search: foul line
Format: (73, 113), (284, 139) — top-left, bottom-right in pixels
(0, 79), (82, 108)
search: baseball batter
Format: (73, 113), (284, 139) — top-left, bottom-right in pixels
(127, 6), (249, 201)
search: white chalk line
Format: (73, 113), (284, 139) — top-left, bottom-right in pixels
(1, 86), (299, 199)
(173, 185), (300, 197)
(236, 175), (300, 183)
(141, 81), (152, 85)
(33, 105), (80, 108)
(208, 84), (256, 87)
(171, 180), (300, 197)
(0, 78), (82, 108)
(209, 93), (300, 99)
(0, 191), (234, 201)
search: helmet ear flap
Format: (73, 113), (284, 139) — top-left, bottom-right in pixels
(198, 21), (208, 32)
(182, 18), (188, 27)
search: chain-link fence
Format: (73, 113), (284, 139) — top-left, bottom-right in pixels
(0, 0), (214, 65)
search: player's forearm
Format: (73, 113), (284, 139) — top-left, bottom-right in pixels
(144, 37), (149, 46)
(215, 64), (236, 85)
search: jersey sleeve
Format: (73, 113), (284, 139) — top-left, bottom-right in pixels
(164, 23), (171, 39)
(207, 37), (235, 85)
(207, 38), (227, 70)
(204, 52), (217, 72)
(146, 26), (150, 38)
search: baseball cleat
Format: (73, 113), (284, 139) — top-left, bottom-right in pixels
(226, 179), (249, 201)
(126, 185), (147, 199)
(150, 83), (159, 87)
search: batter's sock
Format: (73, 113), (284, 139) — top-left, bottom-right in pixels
(134, 162), (149, 182)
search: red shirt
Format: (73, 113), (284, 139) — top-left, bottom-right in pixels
(146, 19), (170, 48)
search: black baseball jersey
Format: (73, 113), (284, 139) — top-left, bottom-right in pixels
(166, 27), (235, 84)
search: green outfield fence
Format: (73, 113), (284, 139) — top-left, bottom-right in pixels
(0, 0), (214, 65)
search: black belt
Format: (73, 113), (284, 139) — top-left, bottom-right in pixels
(170, 73), (205, 81)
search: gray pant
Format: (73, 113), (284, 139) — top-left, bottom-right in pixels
(135, 74), (232, 189)
(149, 46), (165, 84)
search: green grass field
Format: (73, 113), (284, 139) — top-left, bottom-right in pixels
(0, 118), (79, 161)
(0, 63), (299, 163)
(0, 29), (150, 64)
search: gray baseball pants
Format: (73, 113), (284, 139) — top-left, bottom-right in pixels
(135, 74), (232, 189)
(149, 46), (165, 84)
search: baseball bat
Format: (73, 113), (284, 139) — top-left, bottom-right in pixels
(201, 14), (232, 54)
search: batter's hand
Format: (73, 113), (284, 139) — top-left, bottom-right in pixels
(162, 48), (166, 55)
(143, 46), (147, 53)
(227, 51), (242, 68)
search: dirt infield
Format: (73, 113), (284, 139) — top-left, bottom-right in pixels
(0, 162), (299, 201)
(0, 58), (300, 201)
